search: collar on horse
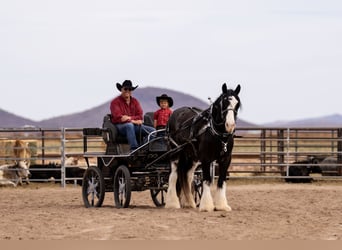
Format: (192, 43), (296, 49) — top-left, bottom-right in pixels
(208, 119), (234, 154)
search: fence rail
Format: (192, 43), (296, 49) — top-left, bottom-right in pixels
(231, 127), (342, 179)
(1, 127), (341, 187)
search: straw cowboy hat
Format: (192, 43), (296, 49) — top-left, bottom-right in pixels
(156, 94), (173, 108)
(116, 80), (138, 91)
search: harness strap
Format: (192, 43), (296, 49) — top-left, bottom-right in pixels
(189, 108), (209, 139)
(169, 102), (236, 157)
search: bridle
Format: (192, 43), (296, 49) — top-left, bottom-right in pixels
(206, 93), (239, 154)
(209, 93), (238, 137)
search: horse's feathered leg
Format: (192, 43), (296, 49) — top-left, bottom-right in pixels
(180, 161), (200, 208)
(198, 161), (214, 211)
(214, 159), (231, 211)
(214, 182), (231, 211)
(199, 180), (214, 212)
(165, 161), (181, 209)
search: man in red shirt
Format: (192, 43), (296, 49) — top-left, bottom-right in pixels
(110, 80), (155, 151)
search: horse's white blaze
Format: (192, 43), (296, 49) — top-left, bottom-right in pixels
(225, 96), (238, 133)
(165, 161), (181, 208)
(199, 181), (215, 212)
(214, 182), (231, 211)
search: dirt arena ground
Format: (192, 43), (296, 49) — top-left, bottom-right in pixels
(0, 180), (341, 240)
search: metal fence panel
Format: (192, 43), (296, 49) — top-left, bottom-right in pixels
(0, 127), (341, 187)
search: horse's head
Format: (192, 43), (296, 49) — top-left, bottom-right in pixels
(212, 83), (241, 134)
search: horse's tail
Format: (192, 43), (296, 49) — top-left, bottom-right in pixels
(176, 149), (193, 203)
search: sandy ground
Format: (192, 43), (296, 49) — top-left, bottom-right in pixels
(0, 180), (341, 240)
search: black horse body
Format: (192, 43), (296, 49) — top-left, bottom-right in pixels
(165, 83), (241, 211)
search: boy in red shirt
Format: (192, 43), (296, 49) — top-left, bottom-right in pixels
(153, 94), (173, 130)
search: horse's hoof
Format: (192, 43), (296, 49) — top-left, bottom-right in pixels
(199, 206), (215, 212)
(183, 204), (196, 209)
(215, 205), (232, 212)
(165, 203), (181, 209)
(199, 203), (215, 212)
(189, 201), (197, 209)
(165, 200), (181, 209)
(180, 200), (196, 209)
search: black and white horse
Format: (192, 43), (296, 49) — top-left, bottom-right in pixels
(165, 83), (241, 212)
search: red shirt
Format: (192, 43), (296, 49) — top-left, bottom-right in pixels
(110, 95), (143, 123)
(154, 108), (173, 127)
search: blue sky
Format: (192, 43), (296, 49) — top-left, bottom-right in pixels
(1, 0), (341, 124)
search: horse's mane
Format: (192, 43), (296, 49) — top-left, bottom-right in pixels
(167, 106), (210, 145)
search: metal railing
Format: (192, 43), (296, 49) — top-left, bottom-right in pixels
(231, 127), (342, 179)
(1, 127), (341, 187)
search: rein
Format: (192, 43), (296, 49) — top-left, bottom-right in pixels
(168, 108), (209, 157)
(168, 107), (207, 141)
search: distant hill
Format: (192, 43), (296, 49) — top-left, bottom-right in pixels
(0, 108), (38, 128)
(263, 114), (342, 128)
(0, 87), (255, 128)
(2, 88), (342, 128)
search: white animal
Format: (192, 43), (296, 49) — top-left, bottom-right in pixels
(0, 161), (31, 187)
(65, 156), (79, 166)
(13, 140), (32, 184)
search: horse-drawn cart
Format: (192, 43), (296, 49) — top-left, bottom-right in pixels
(81, 83), (241, 211)
(81, 114), (203, 208)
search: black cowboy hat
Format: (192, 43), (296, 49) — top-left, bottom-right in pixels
(116, 80), (138, 91)
(156, 94), (173, 108)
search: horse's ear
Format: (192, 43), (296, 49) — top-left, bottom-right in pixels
(234, 84), (241, 95)
(222, 83), (228, 93)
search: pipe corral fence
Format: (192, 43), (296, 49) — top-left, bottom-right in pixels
(1, 127), (341, 187)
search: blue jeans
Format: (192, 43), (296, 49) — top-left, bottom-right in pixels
(115, 123), (155, 150)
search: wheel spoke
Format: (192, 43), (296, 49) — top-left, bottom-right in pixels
(113, 166), (131, 208)
(119, 177), (126, 204)
(82, 166), (105, 208)
(150, 189), (166, 207)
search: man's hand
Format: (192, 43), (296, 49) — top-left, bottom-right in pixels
(121, 115), (142, 125)
(132, 120), (143, 125)
(121, 115), (131, 122)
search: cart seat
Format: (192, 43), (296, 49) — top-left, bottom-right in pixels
(103, 113), (155, 144)
(102, 114), (128, 144)
(144, 112), (154, 127)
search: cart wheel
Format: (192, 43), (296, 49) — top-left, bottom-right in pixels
(82, 166), (105, 208)
(192, 171), (203, 207)
(150, 188), (167, 207)
(113, 165), (131, 208)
